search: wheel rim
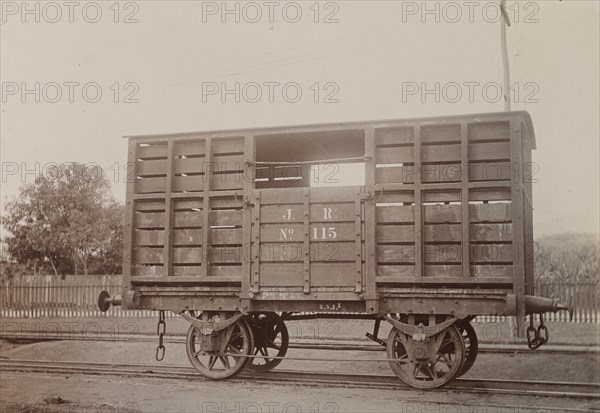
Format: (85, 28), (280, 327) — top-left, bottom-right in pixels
(247, 313), (289, 372)
(457, 322), (478, 376)
(186, 316), (253, 380)
(387, 324), (465, 389)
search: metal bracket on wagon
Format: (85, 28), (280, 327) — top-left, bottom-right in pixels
(180, 312), (244, 336)
(524, 295), (573, 321)
(384, 316), (457, 341)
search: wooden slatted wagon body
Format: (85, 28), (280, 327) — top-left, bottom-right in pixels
(100, 111), (569, 388)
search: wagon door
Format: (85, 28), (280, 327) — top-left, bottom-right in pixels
(247, 186), (368, 305)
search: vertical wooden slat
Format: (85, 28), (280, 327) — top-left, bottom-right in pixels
(354, 197), (363, 293)
(461, 121), (470, 277)
(201, 137), (213, 278)
(252, 191), (261, 293)
(414, 124), (423, 277)
(364, 126), (377, 313)
(122, 139), (138, 308)
(163, 140), (175, 277)
(241, 135), (255, 308)
(510, 118), (525, 336)
(303, 188), (310, 294)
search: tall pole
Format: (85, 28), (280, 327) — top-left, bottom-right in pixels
(500, 0), (511, 111)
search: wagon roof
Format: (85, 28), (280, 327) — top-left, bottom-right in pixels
(126, 110), (535, 149)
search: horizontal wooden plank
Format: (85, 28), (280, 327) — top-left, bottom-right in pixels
(256, 165), (304, 181)
(376, 205), (414, 223)
(260, 203), (356, 223)
(259, 187), (362, 204)
(137, 144), (167, 159)
(421, 124), (461, 144)
(377, 245), (415, 263)
(209, 265), (242, 278)
(173, 158), (209, 174)
(468, 121), (509, 142)
(376, 276), (513, 285)
(422, 164), (462, 183)
(173, 229), (203, 245)
(423, 191), (461, 203)
(375, 166), (415, 184)
(135, 177), (165, 194)
(172, 265), (202, 277)
(132, 264), (163, 277)
(137, 159), (167, 176)
(210, 210), (243, 227)
(207, 246), (242, 264)
(133, 247), (164, 264)
(377, 192), (415, 204)
(135, 230), (165, 246)
(469, 162), (511, 182)
(375, 126), (414, 146)
(172, 175), (204, 192)
(211, 154), (245, 172)
(210, 197), (243, 209)
(423, 204), (461, 223)
(421, 144), (461, 163)
(135, 212), (165, 229)
(377, 265), (415, 277)
(470, 203), (511, 222)
(376, 225), (414, 243)
(469, 142), (511, 161)
(423, 244), (462, 263)
(210, 228), (243, 244)
(471, 244), (513, 263)
(424, 264), (463, 277)
(469, 189), (512, 202)
(173, 199), (203, 210)
(212, 138), (244, 154)
(260, 223), (358, 242)
(255, 179), (308, 189)
(377, 163), (509, 184)
(173, 140), (206, 157)
(470, 223), (512, 242)
(212, 173), (245, 191)
(422, 223), (513, 243)
(376, 146), (414, 164)
(471, 264), (513, 277)
(173, 211), (203, 228)
(172, 247), (202, 264)
(257, 262), (358, 287)
(424, 224), (461, 242)
(135, 201), (165, 212)
(258, 242), (362, 262)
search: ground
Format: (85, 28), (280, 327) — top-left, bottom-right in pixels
(1, 318), (599, 413)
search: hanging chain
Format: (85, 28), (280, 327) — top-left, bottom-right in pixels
(156, 310), (166, 361)
(527, 313), (548, 350)
(537, 313), (548, 345)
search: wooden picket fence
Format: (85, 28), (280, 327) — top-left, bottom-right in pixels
(0, 275), (598, 322)
(0, 275), (167, 318)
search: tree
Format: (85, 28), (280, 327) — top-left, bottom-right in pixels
(88, 201), (124, 275)
(2, 163), (123, 276)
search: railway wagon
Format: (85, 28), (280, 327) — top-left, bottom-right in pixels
(100, 111), (570, 388)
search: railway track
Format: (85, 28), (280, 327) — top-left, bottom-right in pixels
(2, 358), (599, 404)
(1, 331), (598, 355)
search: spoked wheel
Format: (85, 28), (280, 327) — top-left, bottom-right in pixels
(247, 312), (289, 372)
(387, 324), (465, 389)
(457, 322), (478, 376)
(185, 316), (254, 380)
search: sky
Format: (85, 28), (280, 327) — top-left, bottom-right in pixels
(1, 0), (599, 238)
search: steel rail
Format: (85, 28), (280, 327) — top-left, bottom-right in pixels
(1, 358), (598, 402)
(1, 332), (598, 355)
